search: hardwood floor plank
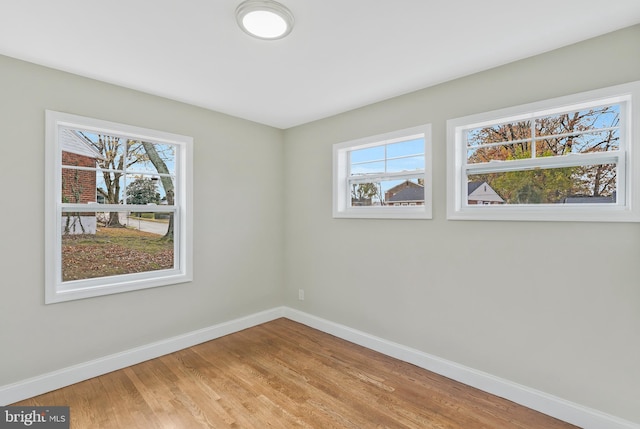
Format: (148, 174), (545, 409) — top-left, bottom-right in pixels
(13, 318), (578, 428)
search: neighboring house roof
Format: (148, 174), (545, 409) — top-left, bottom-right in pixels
(60, 128), (104, 159)
(388, 186), (424, 202)
(467, 181), (483, 195)
(386, 180), (422, 194)
(467, 181), (504, 203)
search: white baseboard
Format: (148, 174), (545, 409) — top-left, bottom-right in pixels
(0, 307), (286, 406)
(1, 306), (638, 429)
(282, 308), (640, 429)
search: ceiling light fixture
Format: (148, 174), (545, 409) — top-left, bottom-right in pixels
(236, 0), (294, 40)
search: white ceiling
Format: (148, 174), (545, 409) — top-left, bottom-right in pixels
(1, 1), (639, 129)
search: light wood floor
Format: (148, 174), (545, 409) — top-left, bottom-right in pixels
(14, 318), (578, 428)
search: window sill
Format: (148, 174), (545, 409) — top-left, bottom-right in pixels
(46, 271), (192, 304)
(447, 204), (640, 222)
(334, 206), (432, 220)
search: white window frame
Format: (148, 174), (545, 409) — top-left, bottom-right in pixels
(333, 124), (432, 219)
(45, 110), (193, 303)
(447, 81), (640, 222)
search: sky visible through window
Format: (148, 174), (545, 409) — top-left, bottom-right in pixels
(349, 137), (425, 205)
(66, 130), (177, 205)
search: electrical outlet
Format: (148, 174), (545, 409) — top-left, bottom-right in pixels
(298, 289), (305, 300)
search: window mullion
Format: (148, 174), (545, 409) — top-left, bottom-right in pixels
(467, 136), (532, 150)
(531, 121), (536, 160)
(60, 203), (177, 212)
(533, 126), (619, 142)
(349, 171), (424, 184)
(466, 151), (620, 175)
(384, 144), (388, 173)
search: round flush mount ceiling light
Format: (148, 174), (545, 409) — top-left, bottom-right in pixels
(236, 0), (294, 40)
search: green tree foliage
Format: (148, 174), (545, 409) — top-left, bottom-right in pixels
(483, 167), (577, 204)
(468, 106), (619, 204)
(351, 183), (379, 206)
(126, 177), (161, 205)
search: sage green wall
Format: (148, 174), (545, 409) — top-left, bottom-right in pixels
(0, 55), (284, 385)
(283, 25), (640, 423)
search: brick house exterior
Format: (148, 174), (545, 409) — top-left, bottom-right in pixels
(60, 129), (103, 234)
(61, 151), (96, 204)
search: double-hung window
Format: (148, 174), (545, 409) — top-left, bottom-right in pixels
(447, 81), (640, 221)
(333, 124), (432, 219)
(45, 111), (193, 303)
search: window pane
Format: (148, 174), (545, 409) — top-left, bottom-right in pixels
(467, 142), (532, 164)
(383, 178), (425, 206)
(351, 161), (385, 175)
(351, 146), (384, 164)
(61, 149), (99, 168)
(535, 105), (620, 137)
(536, 129), (619, 157)
(126, 141), (176, 176)
(350, 178), (424, 206)
(96, 172), (125, 205)
(81, 132), (126, 168)
(350, 182), (382, 206)
(60, 128), (103, 167)
(387, 156), (424, 172)
(387, 138), (424, 157)
(468, 164), (617, 205)
(61, 211), (99, 235)
(61, 167), (99, 204)
(351, 139), (425, 174)
(124, 174), (173, 205)
(61, 212), (174, 282)
(467, 121), (531, 147)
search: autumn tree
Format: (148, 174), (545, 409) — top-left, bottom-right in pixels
(468, 106), (619, 204)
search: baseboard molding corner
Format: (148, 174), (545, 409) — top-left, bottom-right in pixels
(282, 307), (640, 429)
(2, 306), (637, 429)
(0, 306), (286, 406)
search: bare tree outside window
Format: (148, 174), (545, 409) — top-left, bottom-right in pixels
(466, 106), (619, 204)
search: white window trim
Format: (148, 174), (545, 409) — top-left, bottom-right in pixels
(447, 81), (640, 222)
(333, 124), (432, 219)
(45, 110), (194, 304)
